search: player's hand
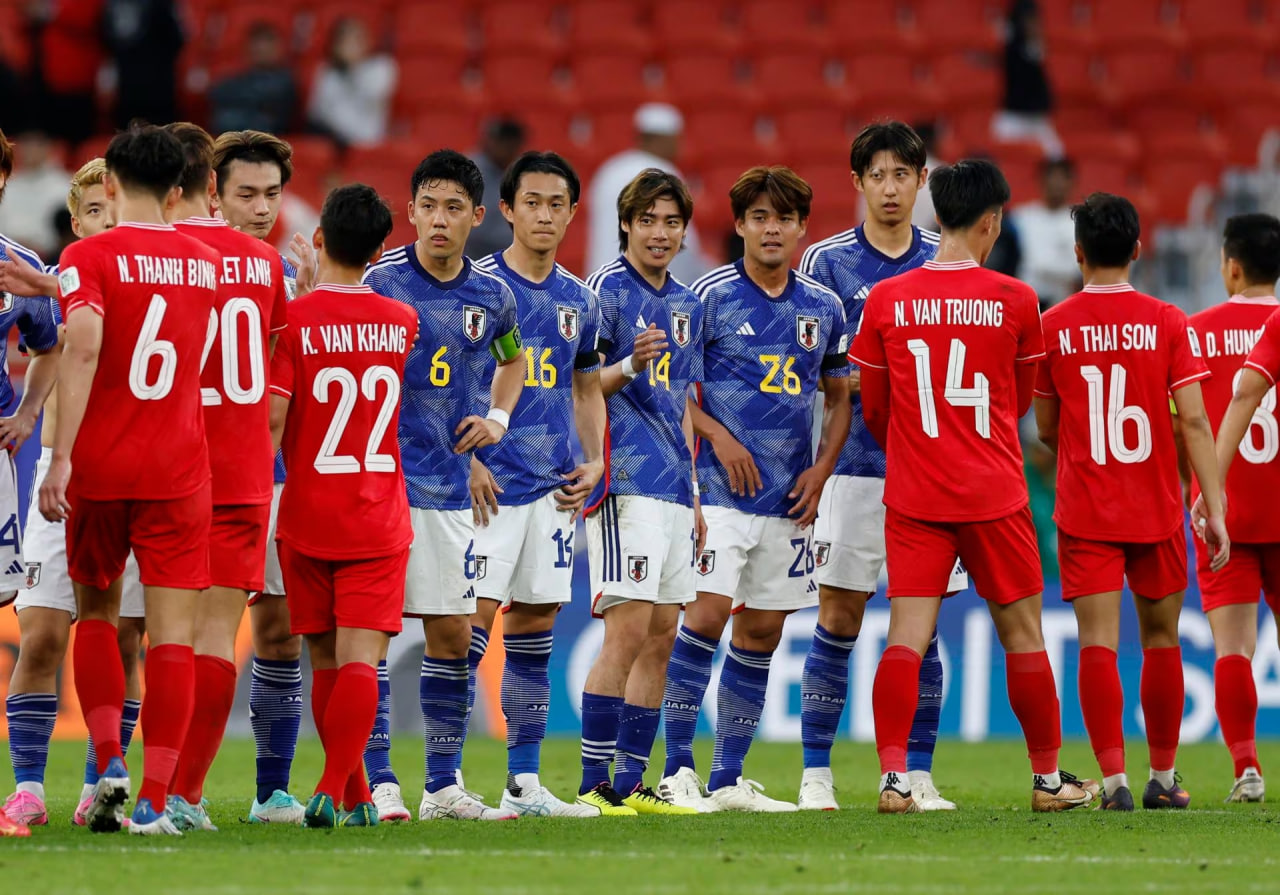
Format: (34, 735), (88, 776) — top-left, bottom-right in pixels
(0, 252), (54, 297)
(38, 455), (72, 522)
(0, 410), (37, 453)
(711, 431), (761, 498)
(787, 464), (830, 528)
(1203, 513), (1231, 573)
(453, 416), (505, 454)
(631, 324), (669, 372)
(693, 494), (707, 555)
(555, 458), (604, 523)
(469, 455), (502, 526)
(288, 233), (317, 297)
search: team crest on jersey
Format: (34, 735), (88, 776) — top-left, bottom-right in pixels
(671, 310), (691, 348)
(813, 541), (831, 567)
(24, 562), (39, 588)
(696, 550), (715, 576)
(628, 555), (648, 582)
(557, 305), (579, 341)
(0, 292), (12, 313)
(463, 305), (487, 342)
(796, 315), (821, 351)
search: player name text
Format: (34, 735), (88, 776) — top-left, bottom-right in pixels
(1057, 323), (1157, 355)
(894, 298), (1004, 327)
(219, 256), (274, 287)
(301, 324), (410, 355)
(1203, 327), (1263, 358)
(116, 255), (217, 289)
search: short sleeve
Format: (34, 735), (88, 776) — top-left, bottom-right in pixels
(849, 283), (887, 370)
(270, 324), (298, 399)
(1033, 351), (1057, 397)
(1015, 289), (1046, 364)
(821, 297), (850, 377)
(1167, 306), (1211, 391)
(575, 291), (601, 372)
(487, 282), (522, 363)
(269, 253), (289, 333)
(1245, 309), (1280, 385)
(15, 295), (60, 352)
(687, 302), (705, 384)
(56, 241), (105, 318)
(594, 282), (621, 357)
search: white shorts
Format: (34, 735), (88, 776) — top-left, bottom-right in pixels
(258, 482), (285, 598)
(696, 504), (818, 612)
(473, 490), (575, 607)
(15, 447), (144, 618)
(588, 495), (695, 617)
(404, 507), (477, 616)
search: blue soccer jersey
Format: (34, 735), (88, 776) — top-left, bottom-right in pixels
(1, 236), (61, 411)
(585, 256), (703, 510)
(273, 253), (300, 483)
(364, 246), (520, 511)
(473, 252), (601, 505)
(694, 260), (850, 518)
(798, 224), (939, 478)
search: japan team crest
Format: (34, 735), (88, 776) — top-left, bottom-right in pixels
(628, 555), (648, 582)
(796, 315), (821, 351)
(813, 541), (831, 567)
(696, 550), (715, 576)
(463, 305), (487, 342)
(474, 555), (487, 580)
(0, 292), (12, 314)
(557, 305), (579, 341)
(671, 310), (691, 348)
(24, 562), (39, 589)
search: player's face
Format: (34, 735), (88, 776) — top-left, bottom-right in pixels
(501, 172), (576, 254)
(735, 194), (806, 270)
(72, 184), (114, 238)
(215, 160), (284, 240)
(622, 197), (686, 273)
(854, 150), (924, 227)
(409, 180), (482, 262)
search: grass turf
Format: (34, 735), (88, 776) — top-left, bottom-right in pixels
(2, 737), (1278, 894)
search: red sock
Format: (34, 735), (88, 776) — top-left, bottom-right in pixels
(316, 663), (378, 799)
(312, 667), (339, 749)
(138, 644), (196, 807)
(1215, 655), (1260, 777)
(344, 766), (372, 810)
(74, 619), (125, 773)
(1006, 650), (1062, 775)
(1078, 646), (1125, 777)
(873, 645), (921, 774)
(1141, 646), (1183, 772)
(171, 655), (237, 802)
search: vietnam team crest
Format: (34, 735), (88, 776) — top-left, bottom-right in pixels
(813, 541), (831, 567)
(463, 305), (487, 342)
(696, 550), (715, 576)
(671, 310), (691, 348)
(796, 315), (821, 351)
(628, 555), (648, 582)
(557, 305), (579, 341)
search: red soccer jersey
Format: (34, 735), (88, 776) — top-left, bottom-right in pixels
(1205, 298), (1280, 543)
(851, 259), (1045, 522)
(56, 222), (219, 500)
(1037, 284), (1210, 542)
(175, 217), (288, 507)
(270, 284), (418, 560)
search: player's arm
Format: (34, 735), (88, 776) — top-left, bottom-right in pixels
(1174, 381), (1230, 571)
(788, 373), (851, 527)
(688, 396), (762, 498)
(860, 364), (890, 448)
(269, 393), (289, 451)
(1015, 363), (1037, 417)
(1170, 402), (1192, 508)
(39, 307), (101, 521)
(1033, 396), (1059, 453)
(558, 366), (607, 520)
(599, 323), (668, 397)
(1215, 367), (1270, 486)
(0, 252), (58, 297)
(0, 334), (62, 452)
(683, 397), (706, 554)
(454, 351), (524, 454)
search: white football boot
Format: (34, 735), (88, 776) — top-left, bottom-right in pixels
(1226, 767), (1265, 803)
(706, 777), (798, 813)
(371, 782), (412, 822)
(797, 767), (839, 811)
(657, 766), (716, 813)
(909, 771), (957, 811)
(419, 785), (517, 820)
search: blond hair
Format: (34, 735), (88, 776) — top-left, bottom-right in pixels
(67, 158), (108, 216)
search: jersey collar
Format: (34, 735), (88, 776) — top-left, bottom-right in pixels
(618, 254), (673, 297)
(854, 224), (922, 266)
(1228, 293), (1279, 305)
(922, 259), (979, 270)
(116, 221), (176, 231)
(492, 251), (556, 291)
(1082, 283), (1136, 293)
(406, 243), (471, 290)
(316, 283), (373, 293)
(735, 258), (795, 302)
(175, 216), (226, 228)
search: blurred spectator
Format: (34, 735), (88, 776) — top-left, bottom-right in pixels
(306, 18), (396, 148)
(52, 207), (76, 257)
(992, 0), (1063, 158)
(911, 121), (944, 233)
(466, 117), (527, 259)
(208, 22), (298, 135)
(0, 131), (71, 256)
(104, 0), (184, 128)
(1013, 158), (1080, 306)
(586, 103), (712, 281)
(985, 214), (1022, 278)
(20, 0), (104, 144)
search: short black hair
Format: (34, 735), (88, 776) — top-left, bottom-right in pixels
(320, 183), (393, 268)
(1040, 157), (1076, 180)
(929, 160), (1010, 230)
(499, 151), (581, 207)
(1072, 192), (1140, 268)
(104, 124), (186, 202)
(849, 121), (927, 176)
(410, 149), (484, 207)
(1223, 213), (1280, 285)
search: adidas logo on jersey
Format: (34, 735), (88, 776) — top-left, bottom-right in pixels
(737, 322), (756, 336)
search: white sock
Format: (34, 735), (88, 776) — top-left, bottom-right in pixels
(1102, 773), (1128, 797)
(15, 781), (43, 800)
(908, 770), (932, 788)
(1150, 768), (1176, 789)
(513, 772), (540, 794)
(1035, 770), (1062, 790)
(880, 772), (908, 792)
(802, 767), (833, 784)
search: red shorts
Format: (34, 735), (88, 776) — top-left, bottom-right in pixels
(211, 503), (270, 592)
(885, 505), (1042, 605)
(1195, 538), (1280, 615)
(279, 541), (407, 636)
(1058, 529), (1186, 601)
(66, 483), (212, 590)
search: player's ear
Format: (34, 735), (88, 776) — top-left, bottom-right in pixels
(1131, 240), (1141, 263)
(499, 200), (515, 225)
(70, 216), (83, 238)
(917, 167), (927, 189)
(850, 170), (864, 194)
(734, 216), (746, 238)
(206, 169), (217, 202)
(1074, 244), (1085, 267)
(311, 226), (323, 251)
(797, 215), (808, 241)
(474, 203), (487, 227)
(165, 184), (183, 215)
(368, 242), (385, 266)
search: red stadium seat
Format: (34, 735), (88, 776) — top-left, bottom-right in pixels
(1045, 47), (1103, 107)
(926, 51), (1002, 108)
(682, 109), (765, 167)
(1180, 0), (1271, 47)
(1219, 100), (1280, 166)
(1072, 157), (1137, 197)
(740, 0), (828, 52)
(570, 53), (658, 111)
(394, 50), (471, 99)
(1040, 0), (1097, 51)
(482, 52), (570, 108)
(1098, 41), (1189, 108)
(661, 53), (748, 108)
(651, 0), (738, 53)
(1127, 103), (1210, 139)
(479, 1), (561, 54)
(905, 0), (1002, 52)
(751, 52), (844, 106)
(773, 102), (854, 165)
(1142, 158), (1220, 224)
(825, 0), (919, 51)
(566, 0), (649, 54)
(583, 108), (637, 158)
(844, 51), (926, 102)
(1062, 131), (1143, 166)
(391, 2), (469, 55)
(1089, 0), (1185, 46)
(1052, 103), (1115, 141)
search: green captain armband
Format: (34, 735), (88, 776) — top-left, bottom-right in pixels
(490, 325), (523, 363)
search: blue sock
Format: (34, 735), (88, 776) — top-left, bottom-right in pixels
(251, 657), (302, 804)
(708, 645), (772, 792)
(613, 703), (660, 795)
(364, 660), (398, 788)
(579, 692), (623, 795)
(801, 625), (857, 770)
(661, 626), (717, 778)
(85, 697), (141, 786)
(456, 626), (489, 774)
(502, 631), (554, 783)
(420, 655), (469, 794)
(7, 693), (57, 786)
(907, 629), (944, 773)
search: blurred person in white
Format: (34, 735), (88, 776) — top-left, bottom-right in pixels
(587, 103), (712, 281)
(1012, 158), (1080, 307)
(306, 17), (397, 148)
(0, 131), (69, 257)
(992, 0), (1063, 159)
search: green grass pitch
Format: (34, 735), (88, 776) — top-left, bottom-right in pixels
(2, 737), (1278, 894)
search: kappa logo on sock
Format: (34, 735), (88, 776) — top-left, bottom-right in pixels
(885, 772), (902, 788)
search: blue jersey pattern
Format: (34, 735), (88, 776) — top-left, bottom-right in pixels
(273, 253), (300, 483)
(364, 246), (518, 511)
(694, 261), (850, 518)
(799, 225), (939, 478)
(585, 256), (703, 510)
(1, 236), (61, 412)
(473, 253), (600, 505)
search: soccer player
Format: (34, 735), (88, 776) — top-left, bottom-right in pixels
(853, 160), (1097, 813)
(1034, 193), (1227, 811)
(39, 124), (220, 835)
(269, 183), (417, 829)
(0, 157), (150, 830)
(157, 123), (288, 831)
(661, 166), (852, 813)
(578, 168), (703, 815)
(796, 121), (962, 811)
(362, 149), (524, 822)
(211, 130), (310, 823)
(1191, 213), (1280, 802)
